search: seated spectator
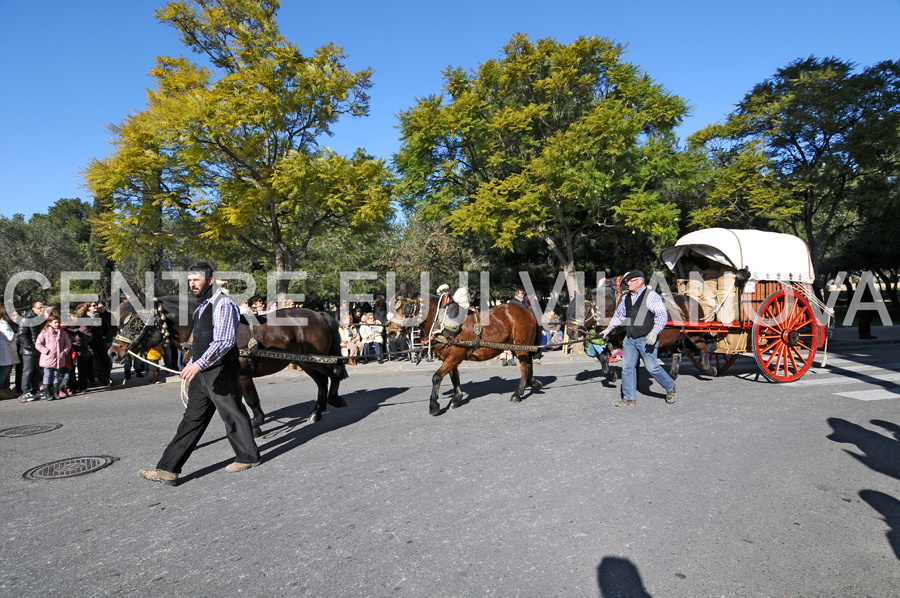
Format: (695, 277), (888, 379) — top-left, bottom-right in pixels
(359, 313), (384, 364)
(339, 315), (363, 365)
(541, 309), (564, 349)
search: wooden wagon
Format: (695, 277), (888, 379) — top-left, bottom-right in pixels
(660, 228), (834, 382)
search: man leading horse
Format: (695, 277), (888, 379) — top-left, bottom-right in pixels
(139, 261), (260, 486)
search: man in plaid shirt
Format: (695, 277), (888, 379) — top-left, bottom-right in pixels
(139, 261), (260, 486)
(602, 270), (677, 407)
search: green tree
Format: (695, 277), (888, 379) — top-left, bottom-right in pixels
(84, 0), (393, 292)
(395, 34), (689, 293)
(689, 56), (900, 277)
(0, 212), (87, 308)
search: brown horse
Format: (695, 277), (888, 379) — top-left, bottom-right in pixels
(385, 293), (542, 416)
(568, 282), (719, 380)
(108, 296), (348, 436)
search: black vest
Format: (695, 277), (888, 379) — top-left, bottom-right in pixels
(193, 296), (238, 368)
(625, 288), (656, 338)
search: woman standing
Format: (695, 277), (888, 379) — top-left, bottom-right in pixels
(0, 305), (20, 399)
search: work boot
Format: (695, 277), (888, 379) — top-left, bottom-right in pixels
(614, 399), (637, 407)
(138, 468), (178, 486)
(225, 461), (260, 473)
(665, 384), (677, 404)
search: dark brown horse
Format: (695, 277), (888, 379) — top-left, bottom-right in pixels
(385, 293), (542, 415)
(568, 282), (719, 380)
(108, 296), (348, 436)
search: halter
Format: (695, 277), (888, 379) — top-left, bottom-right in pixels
(390, 295), (423, 327)
(113, 299), (171, 353)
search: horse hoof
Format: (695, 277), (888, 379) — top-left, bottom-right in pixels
(607, 372), (618, 383)
(530, 379), (543, 391)
(328, 395), (347, 408)
(510, 394), (522, 403)
(707, 367), (718, 377)
(309, 411), (322, 424)
(429, 402), (440, 416)
(253, 426), (263, 438)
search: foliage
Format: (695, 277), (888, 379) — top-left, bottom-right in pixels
(84, 0), (393, 292)
(0, 207), (89, 308)
(395, 34), (689, 292)
(688, 56), (900, 277)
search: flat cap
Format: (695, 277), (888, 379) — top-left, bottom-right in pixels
(622, 270), (645, 282)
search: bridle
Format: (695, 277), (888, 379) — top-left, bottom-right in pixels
(389, 295), (424, 328)
(113, 299), (171, 353)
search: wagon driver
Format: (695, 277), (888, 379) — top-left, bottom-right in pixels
(139, 261), (260, 486)
(600, 270), (677, 407)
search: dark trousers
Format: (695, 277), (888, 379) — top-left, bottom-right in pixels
(20, 352), (41, 394)
(92, 343), (111, 384)
(156, 364), (259, 474)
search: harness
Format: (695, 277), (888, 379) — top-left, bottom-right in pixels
(114, 300), (171, 353)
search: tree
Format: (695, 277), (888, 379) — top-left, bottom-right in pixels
(84, 0), (393, 292)
(0, 211), (87, 308)
(689, 56), (900, 278)
(395, 34), (689, 294)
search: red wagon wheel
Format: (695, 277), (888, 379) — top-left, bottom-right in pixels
(752, 289), (819, 382)
(687, 351), (739, 375)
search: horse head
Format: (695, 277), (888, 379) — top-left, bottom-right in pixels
(385, 292), (433, 341)
(108, 296), (192, 364)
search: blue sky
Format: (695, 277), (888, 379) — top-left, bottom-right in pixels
(1, 0), (898, 220)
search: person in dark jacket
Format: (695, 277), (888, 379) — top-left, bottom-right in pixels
(139, 261), (260, 486)
(16, 299), (45, 401)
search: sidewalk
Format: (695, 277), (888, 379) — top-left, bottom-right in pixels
(828, 324), (900, 346)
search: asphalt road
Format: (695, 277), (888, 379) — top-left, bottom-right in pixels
(1, 334), (899, 597)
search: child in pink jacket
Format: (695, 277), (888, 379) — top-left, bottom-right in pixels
(34, 315), (73, 401)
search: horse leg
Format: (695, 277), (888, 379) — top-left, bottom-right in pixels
(600, 349), (618, 383)
(669, 351), (682, 379)
(701, 350), (718, 377)
(307, 370), (330, 424)
(239, 376), (265, 438)
(526, 353), (543, 391)
(429, 361), (455, 416)
(448, 367), (464, 409)
(511, 354), (529, 403)
(326, 373), (347, 408)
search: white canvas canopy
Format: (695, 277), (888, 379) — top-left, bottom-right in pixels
(661, 228), (815, 283)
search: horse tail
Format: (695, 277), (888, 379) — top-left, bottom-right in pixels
(322, 312), (349, 380)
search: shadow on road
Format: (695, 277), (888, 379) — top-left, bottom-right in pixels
(827, 417), (900, 562)
(826, 418), (900, 480)
(255, 386), (405, 461)
(597, 556), (653, 597)
(860, 490), (900, 560)
(177, 386), (401, 484)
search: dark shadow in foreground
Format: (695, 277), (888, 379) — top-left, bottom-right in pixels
(826, 418), (900, 481)
(860, 490), (900, 561)
(597, 556), (653, 598)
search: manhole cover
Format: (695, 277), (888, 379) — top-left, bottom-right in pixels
(0, 424), (63, 438)
(23, 456), (118, 480)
